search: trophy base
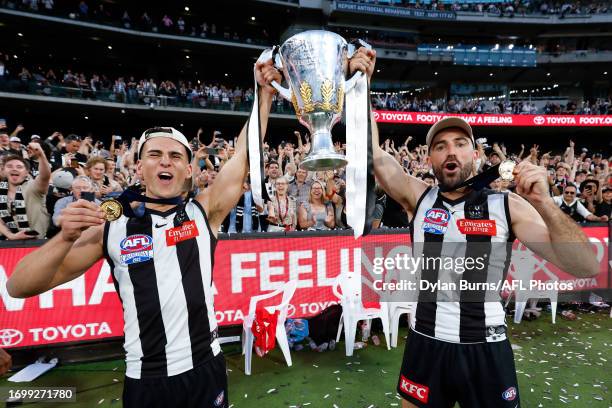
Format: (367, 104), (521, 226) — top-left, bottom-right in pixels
(300, 154), (348, 171)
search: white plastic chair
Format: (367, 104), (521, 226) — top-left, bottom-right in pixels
(333, 271), (390, 356)
(383, 262), (417, 348)
(241, 280), (297, 375)
(513, 287), (558, 324)
(389, 302), (415, 348)
(506, 247), (558, 324)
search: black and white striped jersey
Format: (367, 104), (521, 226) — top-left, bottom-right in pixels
(410, 186), (515, 344)
(103, 199), (221, 379)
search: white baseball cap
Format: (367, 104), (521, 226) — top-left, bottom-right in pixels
(9, 136), (21, 143)
(52, 169), (75, 190)
(138, 127), (192, 161)
(425, 117), (474, 150)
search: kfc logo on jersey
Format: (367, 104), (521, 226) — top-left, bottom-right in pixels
(120, 234), (154, 265)
(400, 375), (429, 403)
(502, 386), (517, 401)
(422, 208), (450, 235)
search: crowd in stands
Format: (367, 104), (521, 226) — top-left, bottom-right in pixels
(2, 0), (271, 45)
(372, 93), (612, 114)
(2, 59), (611, 115)
(354, 0), (610, 17)
(0, 119), (609, 240)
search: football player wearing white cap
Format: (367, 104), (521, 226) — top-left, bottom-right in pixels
(348, 47), (599, 408)
(8, 59), (282, 407)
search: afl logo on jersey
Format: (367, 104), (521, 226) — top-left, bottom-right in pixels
(120, 234), (154, 265)
(422, 208), (450, 234)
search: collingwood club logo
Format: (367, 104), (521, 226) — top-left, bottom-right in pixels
(0, 328), (24, 347)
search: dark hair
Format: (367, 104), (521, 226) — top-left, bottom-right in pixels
(580, 179), (599, 192)
(65, 134), (82, 142)
(564, 183), (576, 191)
(2, 154), (30, 171)
(421, 173), (436, 182)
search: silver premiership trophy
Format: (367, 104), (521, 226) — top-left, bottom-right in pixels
(270, 30), (367, 171)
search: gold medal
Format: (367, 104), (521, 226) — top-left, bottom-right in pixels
(499, 160), (516, 181)
(100, 199), (123, 221)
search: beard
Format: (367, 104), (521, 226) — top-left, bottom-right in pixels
(433, 159), (473, 191)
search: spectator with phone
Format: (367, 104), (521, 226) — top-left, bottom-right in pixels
(553, 183), (608, 223)
(0, 143), (51, 239)
(47, 133), (87, 171)
(85, 157), (120, 198)
(52, 176), (99, 226)
(579, 179), (601, 214)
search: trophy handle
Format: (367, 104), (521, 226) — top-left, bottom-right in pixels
(257, 47), (292, 101)
(344, 71), (363, 92)
(271, 80), (292, 101)
(345, 38), (371, 91)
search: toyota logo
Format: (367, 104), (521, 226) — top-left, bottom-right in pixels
(533, 116), (545, 125)
(0, 328), (24, 347)
(373, 111), (380, 121)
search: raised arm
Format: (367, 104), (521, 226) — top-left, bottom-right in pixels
(349, 47), (428, 213)
(7, 200), (105, 298)
(509, 161), (599, 278)
(200, 59), (281, 232)
(28, 142), (51, 195)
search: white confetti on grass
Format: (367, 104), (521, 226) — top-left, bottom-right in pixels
(98, 399), (104, 405)
(267, 388), (276, 394)
(323, 394), (330, 399)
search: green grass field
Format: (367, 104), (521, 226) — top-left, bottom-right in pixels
(2, 310), (610, 408)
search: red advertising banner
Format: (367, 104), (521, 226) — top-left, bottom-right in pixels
(373, 111), (612, 127)
(0, 228), (609, 348)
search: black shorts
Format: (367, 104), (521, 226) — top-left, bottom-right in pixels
(397, 329), (520, 408)
(123, 354), (228, 408)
